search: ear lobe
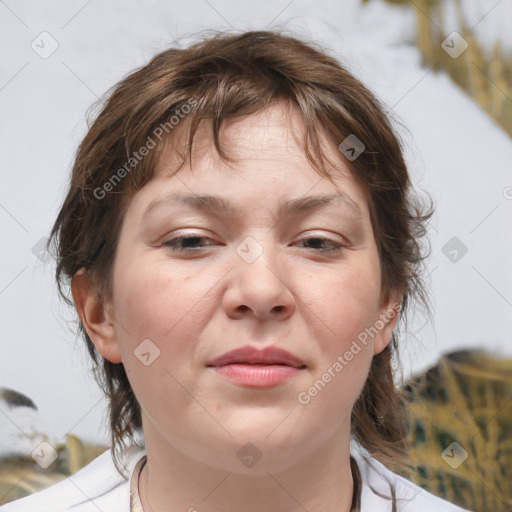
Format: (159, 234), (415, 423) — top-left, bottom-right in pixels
(71, 268), (123, 364)
(373, 289), (403, 356)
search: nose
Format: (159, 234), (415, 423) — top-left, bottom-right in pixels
(222, 239), (295, 321)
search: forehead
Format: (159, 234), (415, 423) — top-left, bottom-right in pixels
(158, 102), (305, 172)
(124, 101), (372, 220)
(154, 101), (353, 184)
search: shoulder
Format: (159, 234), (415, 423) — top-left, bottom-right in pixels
(352, 451), (473, 512)
(0, 445), (146, 512)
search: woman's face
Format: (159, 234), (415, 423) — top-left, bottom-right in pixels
(84, 102), (400, 474)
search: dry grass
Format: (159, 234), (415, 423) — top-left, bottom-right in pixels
(0, 434), (108, 505)
(366, 0), (512, 138)
(400, 350), (512, 512)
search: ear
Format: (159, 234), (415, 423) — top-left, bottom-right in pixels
(372, 288), (403, 356)
(71, 268), (123, 364)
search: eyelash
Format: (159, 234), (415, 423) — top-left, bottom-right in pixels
(163, 234), (346, 254)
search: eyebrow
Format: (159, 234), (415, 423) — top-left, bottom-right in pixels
(143, 192), (362, 219)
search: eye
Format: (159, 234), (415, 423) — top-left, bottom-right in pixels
(162, 233), (346, 254)
(296, 236), (346, 254)
(163, 234), (217, 252)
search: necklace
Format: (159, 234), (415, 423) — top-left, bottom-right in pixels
(131, 454), (361, 511)
(130, 455), (147, 512)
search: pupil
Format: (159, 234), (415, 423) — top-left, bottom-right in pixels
(184, 237), (201, 247)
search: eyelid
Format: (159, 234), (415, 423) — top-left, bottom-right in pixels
(161, 230), (348, 255)
(161, 228), (346, 243)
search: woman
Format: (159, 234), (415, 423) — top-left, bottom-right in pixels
(1, 29), (471, 511)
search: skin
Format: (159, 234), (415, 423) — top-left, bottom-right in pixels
(72, 101), (401, 512)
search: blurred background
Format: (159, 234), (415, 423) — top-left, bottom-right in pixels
(1, 0), (511, 509)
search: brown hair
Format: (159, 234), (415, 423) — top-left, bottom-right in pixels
(47, 28), (433, 479)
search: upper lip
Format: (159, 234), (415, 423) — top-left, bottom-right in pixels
(206, 345), (306, 368)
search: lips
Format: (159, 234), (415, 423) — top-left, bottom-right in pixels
(206, 345), (306, 369)
(207, 345), (307, 388)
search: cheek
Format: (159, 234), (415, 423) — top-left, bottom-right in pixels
(297, 280), (376, 430)
(296, 257), (380, 411)
(307, 258), (382, 349)
(113, 253), (203, 341)
(110, 252), (221, 397)
(111, 261), (202, 426)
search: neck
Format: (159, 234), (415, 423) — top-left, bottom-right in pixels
(138, 423), (356, 512)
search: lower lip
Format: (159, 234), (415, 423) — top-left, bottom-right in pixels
(211, 364), (303, 387)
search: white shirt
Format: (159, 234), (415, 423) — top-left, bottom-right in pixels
(0, 443), (472, 511)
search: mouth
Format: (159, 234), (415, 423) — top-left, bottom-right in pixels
(206, 345), (306, 369)
(206, 345), (306, 388)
